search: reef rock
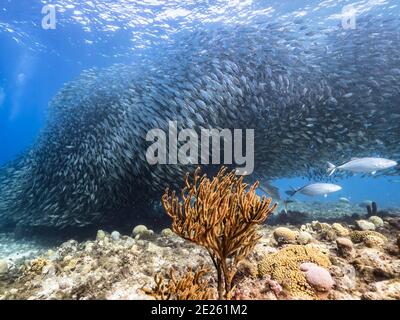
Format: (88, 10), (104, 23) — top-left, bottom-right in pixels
(336, 237), (354, 258)
(353, 248), (400, 282)
(329, 259), (357, 292)
(362, 279), (400, 300)
(0, 259), (8, 275)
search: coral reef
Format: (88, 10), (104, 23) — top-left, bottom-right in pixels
(362, 279), (400, 300)
(356, 220), (376, 231)
(132, 225), (155, 239)
(0, 260), (8, 275)
(336, 237), (354, 258)
(296, 231), (313, 245)
(332, 223), (350, 237)
(300, 263), (334, 292)
(0, 208), (399, 300)
(273, 227), (297, 245)
(310, 221), (351, 241)
(257, 245), (331, 299)
(350, 230), (387, 244)
(142, 267), (215, 300)
(25, 258), (49, 275)
(162, 167), (277, 299)
(368, 216), (384, 228)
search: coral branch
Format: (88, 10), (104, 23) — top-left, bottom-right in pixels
(142, 267), (215, 300)
(162, 166), (277, 299)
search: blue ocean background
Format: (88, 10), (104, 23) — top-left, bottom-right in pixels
(1, 0), (399, 209)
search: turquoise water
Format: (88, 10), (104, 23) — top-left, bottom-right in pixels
(274, 177), (400, 208)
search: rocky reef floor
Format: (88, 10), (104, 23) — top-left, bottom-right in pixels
(0, 212), (399, 300)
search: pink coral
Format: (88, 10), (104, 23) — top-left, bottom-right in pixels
(300, 263), (334, 292)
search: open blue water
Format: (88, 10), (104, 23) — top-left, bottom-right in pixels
(1, 0), (399, 213)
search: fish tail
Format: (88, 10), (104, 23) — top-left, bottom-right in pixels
(327, 162), (337, 176)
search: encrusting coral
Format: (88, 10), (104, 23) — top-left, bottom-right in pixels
(142, 267), (215, 300)
(257, 245), (331, 298)
(161, 166), (277, 299)
(350, 230), (387, 243)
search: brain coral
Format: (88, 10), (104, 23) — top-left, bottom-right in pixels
(273, 227), (297, 245)
(331, 223), (350, 237)
(350, 231), (387, 244)
(363, 235), (386, 248)
(257, 245), (331, 299)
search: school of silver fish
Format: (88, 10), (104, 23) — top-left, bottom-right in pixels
(0, 11), (399, 231)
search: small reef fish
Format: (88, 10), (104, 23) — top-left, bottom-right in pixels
(285, 183), (342, 197)
(327, 157), (398, 176)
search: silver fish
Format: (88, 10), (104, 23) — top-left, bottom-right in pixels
(327, 157), (398, 176)
(286, 183), (342, 197)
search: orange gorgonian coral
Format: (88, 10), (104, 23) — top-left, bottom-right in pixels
(162, 166), (277, 299)
(143, 267), (215, 300)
